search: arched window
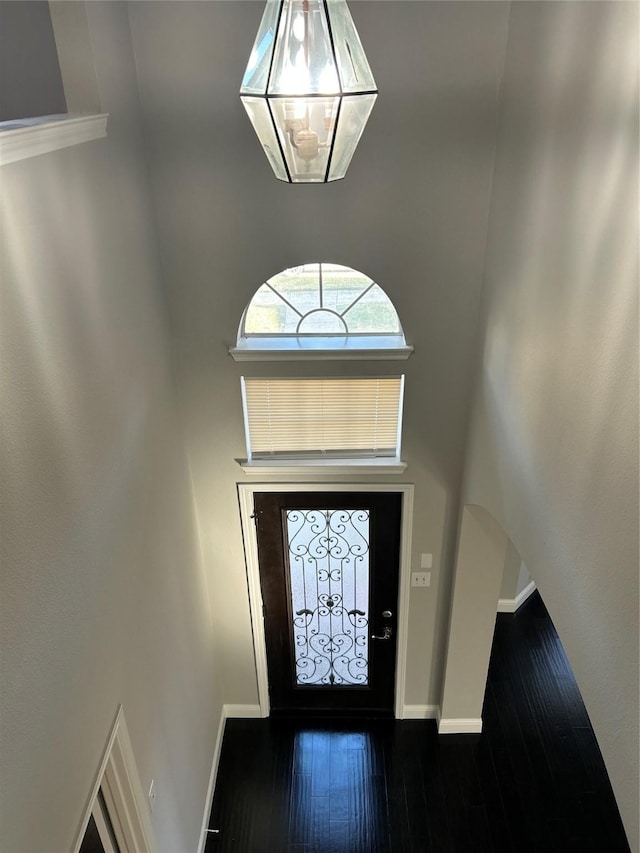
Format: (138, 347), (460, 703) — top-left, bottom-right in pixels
(230, 263), (412, 361)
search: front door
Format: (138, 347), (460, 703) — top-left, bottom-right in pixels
(254, 491), (402, 716)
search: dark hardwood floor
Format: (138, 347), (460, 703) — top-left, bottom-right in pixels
(206, 593), (630, 852)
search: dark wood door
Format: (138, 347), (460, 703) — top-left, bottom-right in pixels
(253, 491), (402, 716)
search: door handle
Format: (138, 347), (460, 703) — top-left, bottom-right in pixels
(371, 626), (393, 640)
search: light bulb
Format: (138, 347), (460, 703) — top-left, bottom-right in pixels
(284, 98), (307, 121)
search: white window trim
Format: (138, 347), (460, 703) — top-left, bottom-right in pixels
(0, 113), (108, 166)
(238, 457), (407, 476)
(240, 375), (406, 468)
(237, 483), (414, 720)
(229, 340), (413, 362)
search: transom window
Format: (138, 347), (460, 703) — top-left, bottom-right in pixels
(241, 376), (404, 462)
(230, 263), (412, 361)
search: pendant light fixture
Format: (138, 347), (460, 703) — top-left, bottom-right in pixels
(240, 0), (377, 183)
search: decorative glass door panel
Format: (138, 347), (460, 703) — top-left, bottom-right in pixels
(286, 509), (370, 687)
(254, 492), (401, 716)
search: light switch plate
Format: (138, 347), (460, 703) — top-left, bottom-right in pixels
(412, 571), (431, 588)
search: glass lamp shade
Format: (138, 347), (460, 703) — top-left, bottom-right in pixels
(240, 0), (377, 183)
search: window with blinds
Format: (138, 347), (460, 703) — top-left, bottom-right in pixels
(241, 377), (404, 460)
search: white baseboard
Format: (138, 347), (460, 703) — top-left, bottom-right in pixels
(196, 703), (265, 852)
(438, 717), (483, 734)
(223, 704), (263, 719)
(401, 704), (440, 720)
(497, 580), (537, 613)
(197, 707), (227, 853)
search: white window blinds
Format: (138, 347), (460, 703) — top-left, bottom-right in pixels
(242, 376), (404, 459)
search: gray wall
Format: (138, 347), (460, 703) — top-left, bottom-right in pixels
(127, 0), (510, 713)
(2, 2), (637, 850)
(463, 2), (639, 847)
(0, 4), (222, 851)
(0, 0), (67, 120)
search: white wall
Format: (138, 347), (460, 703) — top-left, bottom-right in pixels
(463, 2), (639, 848)
(0, 4), (223, 851)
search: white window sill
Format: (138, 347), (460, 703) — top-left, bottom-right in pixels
(238, 458), (407, 476)
(0, 113), (108, 166)
(229, 335), (413, 362)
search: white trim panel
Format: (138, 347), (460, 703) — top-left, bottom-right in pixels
(101, 721), (155, 853)
(238, 459), (407, 476)
(237, 483), (414, 719)
(497, 580), (537, 613)
(197, 708), (227, 853)
(92, 796), (119, 853)
(223, 704), (263, 719)
(401, 704), (440, 720)
(73, 706), (155, 853)
(238, 484), (272, 718)
(438, 718), (483, 735)
(0, 113), (108, 165)
(229, 346), (414, 362)
(196, 703), (272, 852)
(393, 486), (413, 720)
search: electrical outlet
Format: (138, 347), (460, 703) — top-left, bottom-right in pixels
(148, 780), (157, 813)
(412, 571), (431, 588)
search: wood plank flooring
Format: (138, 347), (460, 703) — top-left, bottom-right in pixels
(206, 593), (630, 852)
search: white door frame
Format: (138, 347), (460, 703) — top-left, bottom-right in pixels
(237, 483), (414, 719)
(73, 705), (155, 853)
(91, 793), (120, 853)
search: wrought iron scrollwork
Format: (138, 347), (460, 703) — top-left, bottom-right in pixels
(287, 509), (370, 687)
